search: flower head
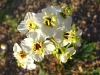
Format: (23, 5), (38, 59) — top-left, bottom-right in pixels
(34, 6), (61, 38)
(17, 12), (38, 34)
(13, 4), (83, 69)
(13, 43), (28, 60)
(13, 43), (36, 70)
(17, 55), (36, 70)
(21, 31), (55, 62)
(60, 47), (76, 63)
(63, 27), (83, 47)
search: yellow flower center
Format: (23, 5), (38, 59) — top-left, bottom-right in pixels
(34, 43), (41, 50)
(31, 42), (43, 54)
(60, 4), (74, 18)
(19, 51), (26, 58)
(43, 12), (57, 27)
(26, 18), (37, 30)
(63, 30), (76, 43)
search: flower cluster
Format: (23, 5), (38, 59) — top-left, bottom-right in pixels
(13, 4), (83, 70)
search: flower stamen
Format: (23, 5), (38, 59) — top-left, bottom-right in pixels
(60, 4), (74, 18)
(26, 18), (37, 30)
(43, 12), (57, 27)
(35, 43), (41, 50)
(19, 51), (26, 58)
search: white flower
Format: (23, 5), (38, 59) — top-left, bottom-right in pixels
(63, 29), (83, 47)
(17, 55), (36, 70)
(34, 6), (60, 38)
(21, 32), (55, 62)
(56, 4), (72, 25)
(17, 12), (38, 34)
(13, 43), (36, 70)
(60, 47), (76, 63)
(56, 8), (72, 31)
(13, 43), (29, 60)
(52, 26), (70, 48)
(21, 37), (44, 62)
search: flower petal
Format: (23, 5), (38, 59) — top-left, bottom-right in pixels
(27, 63), (36, 70)
(17, 21), (28, 34)
(24, 12), (35, 21)
(43, 40), (55, 55)
(31, 53), (44, 62)
(26, 29), (45, 41)
(13, 43), (22, 52)
(76, 29), (83, 36)
(64, 16), (72, 31)
(60, 54), (68, 63)
(76, 40), (81, 47)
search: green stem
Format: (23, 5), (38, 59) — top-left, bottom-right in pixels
(66, 43), (72, 48)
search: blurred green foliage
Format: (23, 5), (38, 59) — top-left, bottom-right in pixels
(4, 15), (20, 34)
(38, 69), (50, 75)
(0, 9), (20, 35)
(64, 41), (97, 74)
(77, 41), (96, 60)
(37, 40), (97, 75)
(93, 68), (100, 74)
(96, 0), (100, 3)
(0, 51), (5, 60)
(0, 10), (8, 22)
(0, 5), (21, 60)
(52, 2), (57, 6)
(6, 0), (12, 3)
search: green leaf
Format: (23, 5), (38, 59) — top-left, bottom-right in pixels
(81, 41), (96, 53)
(6, 0), (12, 3)
(38, 69), (49, 75)
(52, 2), (57, 6)
(0, 51), (6, 59)
(87, 55), (95, 60)
(93, 68), (100, 74)
(0, 10), (8, 22)
(71, 24), (76, 32)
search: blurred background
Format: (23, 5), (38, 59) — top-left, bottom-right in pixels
(0, 0), (100, 75)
